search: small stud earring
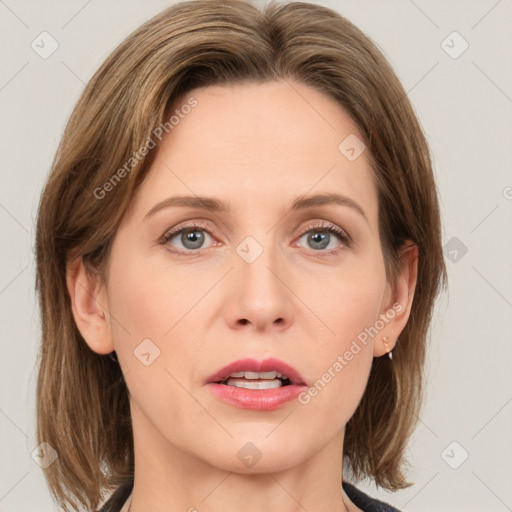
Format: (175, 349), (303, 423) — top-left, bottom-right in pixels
(382, 336), (393, 360)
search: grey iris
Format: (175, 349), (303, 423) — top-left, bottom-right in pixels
(182, 230), (204, 249)
(308, 231), (329, 250)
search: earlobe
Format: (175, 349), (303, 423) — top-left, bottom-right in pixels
(66, 256), (114, 355)
(374, 241), (419, 358)
(382, 336), (394, 360)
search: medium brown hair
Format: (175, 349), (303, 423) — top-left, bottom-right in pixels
(35, 1), (447, 510)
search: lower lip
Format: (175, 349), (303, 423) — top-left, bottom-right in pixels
(207, 382), (308, 410)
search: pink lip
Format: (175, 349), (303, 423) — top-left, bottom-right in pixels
(206, 357), (306, 385)
(205, 357), (308, 411)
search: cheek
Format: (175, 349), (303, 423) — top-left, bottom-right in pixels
(312, 254), (387, 346)
(106, 247), (195, 343)
(105, 240), (206, 370)
(105, 251), (203, 437)
(299, 259), (386, 419)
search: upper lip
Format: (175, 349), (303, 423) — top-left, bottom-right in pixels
(206, 357), (306, 385)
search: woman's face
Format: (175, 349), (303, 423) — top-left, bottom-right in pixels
(96, 80), (409, 474)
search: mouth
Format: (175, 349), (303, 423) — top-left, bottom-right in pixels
(206, 357), (308, 411)
(206, 357), (306, 388)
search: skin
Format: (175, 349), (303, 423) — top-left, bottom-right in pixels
(67, 80), (418, 512)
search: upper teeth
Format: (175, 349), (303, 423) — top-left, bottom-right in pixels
(228, 371), (288, 380)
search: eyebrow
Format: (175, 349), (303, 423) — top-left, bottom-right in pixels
(145, 193), (368, 223)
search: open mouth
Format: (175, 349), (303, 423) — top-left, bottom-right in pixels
(216, 371), (292, 389)
(207, 360), (307, 410)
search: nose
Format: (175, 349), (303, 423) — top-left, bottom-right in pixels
(223, 243), (294, 333)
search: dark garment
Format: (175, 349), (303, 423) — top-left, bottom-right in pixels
(97, 478), (133, 512)
(98, 478), (402, 512)
(343, 481), (402, 512)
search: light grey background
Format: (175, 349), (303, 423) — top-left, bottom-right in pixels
(1, 0), (511, 510)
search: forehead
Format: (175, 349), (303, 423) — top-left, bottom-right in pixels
(167, 80), (364, 163)
(127, 80), (378, 228)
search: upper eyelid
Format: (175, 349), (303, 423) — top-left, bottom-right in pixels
(297, 220), (347, 234)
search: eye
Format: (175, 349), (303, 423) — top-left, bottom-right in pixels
(159, 222), (215, 253)
(159, 220), (351, 256)
(296, 221), (351, 253)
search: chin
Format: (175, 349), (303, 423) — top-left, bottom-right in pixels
(203, 437), (310, 475)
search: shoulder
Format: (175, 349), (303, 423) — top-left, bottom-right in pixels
(342, 481), (402, 512)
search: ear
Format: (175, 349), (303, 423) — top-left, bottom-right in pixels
(66, 256), (114, 355)
(374, 241), (419, 357)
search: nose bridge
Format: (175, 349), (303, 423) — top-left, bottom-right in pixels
(225, 231), (293, 331)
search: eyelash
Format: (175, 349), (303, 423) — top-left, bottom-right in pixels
(158, 220), (352, 256)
